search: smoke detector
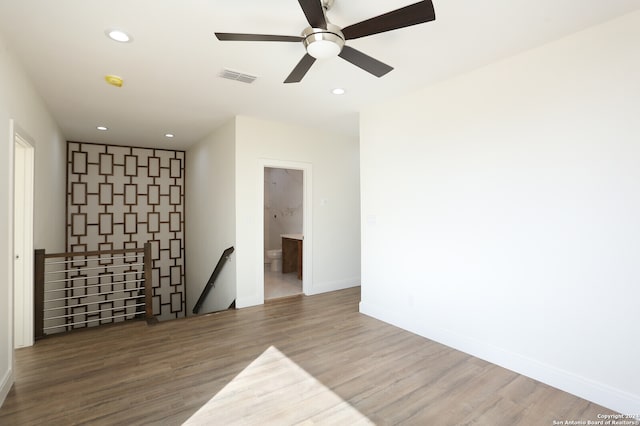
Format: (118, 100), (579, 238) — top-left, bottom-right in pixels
(105, 75), (123, 87)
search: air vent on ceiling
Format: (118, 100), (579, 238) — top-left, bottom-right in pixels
(219, 69), (257, 84)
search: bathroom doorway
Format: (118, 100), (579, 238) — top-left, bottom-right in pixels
(263, 166), (304, 300)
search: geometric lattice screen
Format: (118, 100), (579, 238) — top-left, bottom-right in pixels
(66, 141), (186, 320)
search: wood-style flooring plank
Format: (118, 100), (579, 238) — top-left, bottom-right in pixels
(0, 287), (617, 425)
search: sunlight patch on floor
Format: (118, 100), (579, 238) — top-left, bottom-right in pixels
(183, 346), (373, 425)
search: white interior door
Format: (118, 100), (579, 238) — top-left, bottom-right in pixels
(13, 134), (34, 348)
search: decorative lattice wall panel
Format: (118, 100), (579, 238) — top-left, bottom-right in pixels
(67, 142), (186, 320)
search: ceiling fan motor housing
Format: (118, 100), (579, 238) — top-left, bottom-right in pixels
(302, 24), (345, 59)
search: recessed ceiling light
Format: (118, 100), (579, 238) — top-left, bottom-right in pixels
(97, 126), (108, 131)
(165, 133), (175, 138)
(105, 29), (132, 43)
(331, 88), (346, 95)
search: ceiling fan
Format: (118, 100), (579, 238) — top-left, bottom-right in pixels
(215, 0), (436, 83)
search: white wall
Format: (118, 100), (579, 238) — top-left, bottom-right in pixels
(264, 167), (303, 255)
(0, 32), (65, 406)
(185, 119), (237, 314)
(360, 11), (640, 413)
(235, 116), (360, 307)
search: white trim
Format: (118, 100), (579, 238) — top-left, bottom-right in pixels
(0, 367), (13, 407)
(359, 300), (640, 414)
(307, 277), (360, 296)
(235, 296), (262, 309)
(257, 159), (312, 303)
(3, 119), (16, 405)
(10, 120), (35, 348)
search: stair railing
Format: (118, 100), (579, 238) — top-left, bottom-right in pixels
(192, 246), (235, 314)
(34, 242), (153, 339)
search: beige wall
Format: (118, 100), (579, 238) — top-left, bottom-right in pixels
(360, 10), (640, 413)
(0, 32), (66, 404)
(235, 116), (361, 307)
(185, 119), (237, 314)
(186, 116), (361, 311)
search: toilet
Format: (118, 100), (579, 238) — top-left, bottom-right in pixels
(266, 249), (282, 272)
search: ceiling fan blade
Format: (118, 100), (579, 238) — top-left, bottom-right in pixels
(298, 0), (327, 29)
(284, 54), (317, 83)
(338, 46), (393, 78)
(215, 33), (303, 42)
(342, 1), (436, 40)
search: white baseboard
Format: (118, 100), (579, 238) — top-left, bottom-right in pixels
(0, 368), (13, 408)
(307, 278), (360, 296)
(236, 295), (263, 309)
(236, 278), (360, 308)
(359, 300), (640, 414)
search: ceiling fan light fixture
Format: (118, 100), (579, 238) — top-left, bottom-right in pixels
(307, 39), (341, 59)
(302, 25), (344, 59)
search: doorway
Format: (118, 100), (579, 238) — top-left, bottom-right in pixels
(13, 130), (35, 348)
(264, 167), (303, 299)
(258, 160), (312, 302)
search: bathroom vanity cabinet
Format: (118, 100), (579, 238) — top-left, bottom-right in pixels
(281, 234), (303, 280)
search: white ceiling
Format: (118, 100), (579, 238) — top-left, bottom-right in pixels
(1, 0), (638, 149)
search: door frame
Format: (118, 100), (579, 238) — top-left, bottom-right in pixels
(257, 159), (312, 302)
(11, 120), (35, 348)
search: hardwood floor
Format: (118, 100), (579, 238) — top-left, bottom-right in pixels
(0, 287), (615, 425)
